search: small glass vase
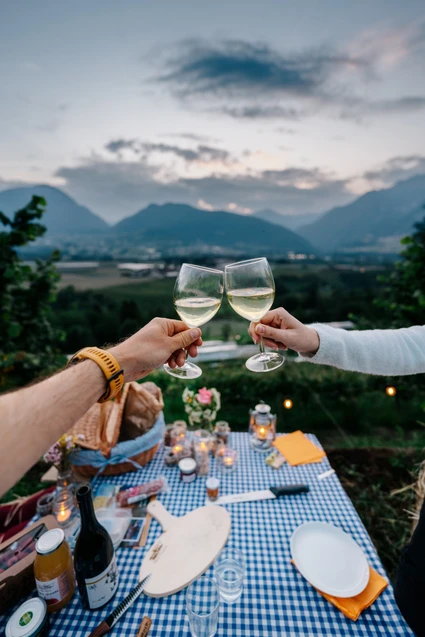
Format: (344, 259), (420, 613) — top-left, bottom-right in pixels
(57, 468), (73, 490)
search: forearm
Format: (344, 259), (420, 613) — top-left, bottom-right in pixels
(303, 324), (425, 376)
(0, 360), (105, 497)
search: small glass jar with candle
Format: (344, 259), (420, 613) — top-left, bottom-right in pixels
(219, 447), (238, 472)
(249, 403), (276, 453)
(214, 421), (230, 445)
(53, 488), (77, 529)
(170, 424), (187, 447)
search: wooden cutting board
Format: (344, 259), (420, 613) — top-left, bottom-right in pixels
(139, 500), (231, 597)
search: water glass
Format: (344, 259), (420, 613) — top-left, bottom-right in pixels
(186, 576), (220, 637)
(215, 548), (245, 604)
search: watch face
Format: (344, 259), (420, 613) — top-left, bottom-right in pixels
(0, 524), (47, 573)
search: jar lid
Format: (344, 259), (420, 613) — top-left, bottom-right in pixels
(36, 528), (64, 555)
(255, 403), (271, 413)
(6, 598), (48, 637)
(206, 477), (220, 490)
(179, 458), (197, 474)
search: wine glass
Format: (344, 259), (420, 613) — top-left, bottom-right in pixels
(225, 257), (284, 373)
(163, 263), (224, 379)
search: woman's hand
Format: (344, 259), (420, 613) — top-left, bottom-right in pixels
(248, 307), (320, 356)
(109, 318), (203, 381)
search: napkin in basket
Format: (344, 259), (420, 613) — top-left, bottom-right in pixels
(292, 562), (388, 621)
(273, 431), (326, 466)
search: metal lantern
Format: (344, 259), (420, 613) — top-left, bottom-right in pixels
(249, 403), (276, 453)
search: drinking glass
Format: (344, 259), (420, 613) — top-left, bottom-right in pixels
(186, 576), (220, 637)
(214, 548), (245, 604)
(164, 263), (224, 379)
(225, 257), (284, 372)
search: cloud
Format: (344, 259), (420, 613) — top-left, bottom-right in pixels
(349, 21), (425, 69)
(363, 155), (425, 184)
(221, 105), (302, 120)
(153, 38), (425, 121)
(156, 39), (366, 98)
(105, 138), (231, 163)
(55, 156), (352, 222)
(164, 132), (219, 143)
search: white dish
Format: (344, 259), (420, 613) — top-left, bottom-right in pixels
(290, 521), (370, 598)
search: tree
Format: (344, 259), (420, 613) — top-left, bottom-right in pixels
(372, 219), (425, 328)
(0, 196), (65, 388)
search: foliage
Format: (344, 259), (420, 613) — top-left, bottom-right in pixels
(0, 196), (65, 388)
(354, 219), (425, 328)
(150, 360), (425, 442)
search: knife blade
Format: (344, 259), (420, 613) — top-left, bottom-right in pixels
(88, 573), (151, 637)
(210, 484), (309, 506)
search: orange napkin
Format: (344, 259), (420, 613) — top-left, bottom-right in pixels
(273, 431), (326, 466)
(292, 562), (388, 621)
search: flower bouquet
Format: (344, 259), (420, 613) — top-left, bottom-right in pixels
(44, 433), (84, 487)
(182, 386), (221, 431)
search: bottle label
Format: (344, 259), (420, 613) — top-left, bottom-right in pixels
(36, 570), (72, 606)
(85, 556), (119, 609)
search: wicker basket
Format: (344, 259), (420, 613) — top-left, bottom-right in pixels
(70, 382), (165, 477)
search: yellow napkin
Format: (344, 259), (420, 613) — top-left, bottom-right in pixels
(273, 431), (326, 466)
(292, 562), (388, 621)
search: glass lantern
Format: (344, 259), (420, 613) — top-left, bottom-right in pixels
(249, 403), (276, 453)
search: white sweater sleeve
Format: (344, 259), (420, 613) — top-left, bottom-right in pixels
(302, 324), (425, 376)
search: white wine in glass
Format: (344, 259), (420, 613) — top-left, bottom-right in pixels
(225, 258), (284, 373)
(163, 263), (224, 379)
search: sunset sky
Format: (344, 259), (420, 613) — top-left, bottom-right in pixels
(1, 0), (425, 221)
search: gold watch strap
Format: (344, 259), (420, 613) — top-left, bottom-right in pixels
(68, 346), (124, 403)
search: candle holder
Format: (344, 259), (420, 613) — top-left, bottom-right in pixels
(219, 447), (238, 472)
(53, 488), (78, 529)
(214, 421), (230, 445)
(249, 403), (276, 453)
(170, 424), (187, 447)
(193, 429), (211, 453)
(194, 448), (210, 476)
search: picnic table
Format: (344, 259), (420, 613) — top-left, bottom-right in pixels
(0, 433), (413, 636)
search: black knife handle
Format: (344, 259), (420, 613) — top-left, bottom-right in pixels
(270, 484), (309, 497)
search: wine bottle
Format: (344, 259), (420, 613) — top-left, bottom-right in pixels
(74, 484), (119, 610)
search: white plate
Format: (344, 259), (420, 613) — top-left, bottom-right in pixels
(290, 522), (370, 598)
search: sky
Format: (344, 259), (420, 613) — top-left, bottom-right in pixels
(1, 0), (425, 223)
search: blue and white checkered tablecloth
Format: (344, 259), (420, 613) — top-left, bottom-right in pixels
(0, 433), (413, 636)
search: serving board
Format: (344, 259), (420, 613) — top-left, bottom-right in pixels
(139, 500), (231, 597)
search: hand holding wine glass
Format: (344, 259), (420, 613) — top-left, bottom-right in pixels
(225, 257), (284, 373)
(164, 263), (224, 379)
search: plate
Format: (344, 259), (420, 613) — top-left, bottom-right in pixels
(290, 522), (370, 598)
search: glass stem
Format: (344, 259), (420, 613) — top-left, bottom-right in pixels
(259, 336), (265, 354)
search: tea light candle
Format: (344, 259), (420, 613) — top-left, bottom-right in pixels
(58, 505), (71, 524)
(220, 448), (237, 472)
(173, 443), (183, 455)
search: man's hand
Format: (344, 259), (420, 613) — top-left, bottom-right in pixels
(248, 307), (320, 356)
(109, 318), (203, 381)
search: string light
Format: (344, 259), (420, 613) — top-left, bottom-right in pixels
(283, 399), (293, 409)
(385, 386), (396, 397)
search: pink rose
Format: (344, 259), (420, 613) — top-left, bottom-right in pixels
(197, 387), (213, 405)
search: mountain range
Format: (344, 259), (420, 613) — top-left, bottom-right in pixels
(299, 174), (425, 252)
(114, 203), (313, 253)
(254, 208), (322, 230)
(1, 173), (425, 254)
(0, 185), (109, 235)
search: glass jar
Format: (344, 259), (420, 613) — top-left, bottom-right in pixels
(53, 488), (77, 529)
(179, 458), (197, 483)
(206, 477), (220, 501)
(249, 403), (276, 453)
(219, 447), (238, 472)
(34, 529), (75, 613)
(214, 421), (230, 445)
